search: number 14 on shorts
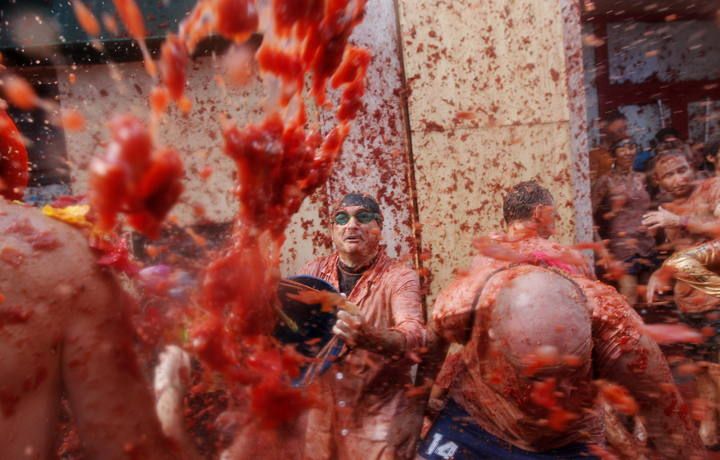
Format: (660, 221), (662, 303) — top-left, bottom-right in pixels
(425, 433), (459, 459)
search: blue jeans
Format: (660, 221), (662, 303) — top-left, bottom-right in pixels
(418, 400), (598, 460)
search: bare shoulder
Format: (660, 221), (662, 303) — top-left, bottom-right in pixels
(0, 202), (106, 316)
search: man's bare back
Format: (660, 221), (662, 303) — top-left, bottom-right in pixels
(0, 200), (183, 459)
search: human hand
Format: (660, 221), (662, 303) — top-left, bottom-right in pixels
(332, 309), (367, 346)
(646, 268), (674, 304)
(642, 207), (681, 230)
(154, 345), (191, 442)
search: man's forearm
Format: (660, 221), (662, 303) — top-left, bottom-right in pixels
(357, 325), (407, 356)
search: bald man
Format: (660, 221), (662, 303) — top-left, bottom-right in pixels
(421, 264), (703, 459)
(0, 199), (198, 459)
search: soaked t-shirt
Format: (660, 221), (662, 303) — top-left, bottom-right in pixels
(300, 248), (425, 460)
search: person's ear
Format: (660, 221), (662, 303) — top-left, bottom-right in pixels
(531, 205), (543, 222)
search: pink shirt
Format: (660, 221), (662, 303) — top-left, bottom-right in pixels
(300, 248), (425, 459)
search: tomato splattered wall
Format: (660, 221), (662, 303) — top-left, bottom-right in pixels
(397, 0), (592, 301)
(57, 0), (420, 279)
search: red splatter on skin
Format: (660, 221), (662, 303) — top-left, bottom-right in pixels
(27, 231), (61, 251)
(522, 345), (559, 376)
(547, 407), (577, 432)
(0, 305), (32, 325)
(0, 246), (24, 268)
(93, 237), (139, 276)
(529, 377), (578, 431)
(0, 388), (20, 417)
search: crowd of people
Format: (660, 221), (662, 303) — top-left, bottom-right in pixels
(589, 109), (720, 451)
(0, 62), (719, 460)
(0, 159), (712, 460)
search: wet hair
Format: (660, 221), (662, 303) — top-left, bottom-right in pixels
(502, 180), (554, 224)
(609, 137), (636, 156)
(332, 193), (383, 224)
(651, 148), (688, 173)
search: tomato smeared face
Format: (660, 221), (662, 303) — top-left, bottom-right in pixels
(331, 205), (382, 261)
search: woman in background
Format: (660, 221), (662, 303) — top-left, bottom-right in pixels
(592, 137), (657, 305)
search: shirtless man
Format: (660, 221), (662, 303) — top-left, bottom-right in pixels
(420, 181), (699, 458)
(421, 263), (703, 459)
(641, 150), (720, 445)
(642, 150), (720, 313)
(422, 181), (591, 426)
(424, 181), (591, 400)
(0, 198), (198, 459)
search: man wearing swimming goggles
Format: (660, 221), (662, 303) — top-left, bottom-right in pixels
(299, 192), (426, 460)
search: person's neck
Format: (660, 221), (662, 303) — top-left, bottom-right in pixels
(673, 185), (696, 203)
(338, 249), (378, 271)
(507, 222), (539, 241)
